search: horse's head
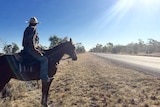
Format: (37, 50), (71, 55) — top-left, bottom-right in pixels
(64, 38), (77, 61)
(44, 38), (77, 62)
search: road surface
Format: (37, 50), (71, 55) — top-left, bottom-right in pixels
(93, 53), (160, 76)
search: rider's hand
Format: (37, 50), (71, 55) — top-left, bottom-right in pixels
(40, 53), (43, 56)
(35, 48), (43, 56)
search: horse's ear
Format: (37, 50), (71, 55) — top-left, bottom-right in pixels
(69, 38), (72, 42)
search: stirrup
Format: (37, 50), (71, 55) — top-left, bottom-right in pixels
(42, 77), (54, 83)
(47, 77), (54, 82)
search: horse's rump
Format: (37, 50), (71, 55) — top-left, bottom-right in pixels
(5, 51), (40, 81)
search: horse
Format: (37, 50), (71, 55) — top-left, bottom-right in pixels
(0, 38), (77, 107)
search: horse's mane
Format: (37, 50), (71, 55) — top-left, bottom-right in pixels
(44, 41), (69, 53)
(43, 41), (69, 55)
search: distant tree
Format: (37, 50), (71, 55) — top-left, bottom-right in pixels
(49, 35), (62, 48)
(96, 44), (103, 52)
(89, 48), (96, 52)
(107, 42), (113, 52)
(3, 45), (12, 54)
(112, 45), (123, 54)
(89, 44), (103, 52)
(75, 43), (86, 53)
(90, 38), (160, 54)
(12, 42), (19, 53)
(0, 38), (7, 54)
(102, 46), (107, 53)
(147, 38), (160, 53)
(138, 39), (146, 52)
(3, 43), (19, 54)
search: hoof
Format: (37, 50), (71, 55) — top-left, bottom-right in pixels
(48, 101), (54, 107)
(41, 104), (48, 107)
(41, 102), (48, 107)
(41, 104), (53, 107)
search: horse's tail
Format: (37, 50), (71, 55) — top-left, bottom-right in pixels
(0, 77), (10, 92)
(0, 71), (11, 92)
(0, 55), (11, 92)
(0, 82), (6, 92)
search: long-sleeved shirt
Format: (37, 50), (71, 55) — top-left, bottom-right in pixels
(22, 25), (39, 50)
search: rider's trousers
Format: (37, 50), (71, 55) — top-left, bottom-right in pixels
(25, 48), (49, 82)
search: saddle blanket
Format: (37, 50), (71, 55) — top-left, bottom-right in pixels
(18, 63), (34, 72)
(6, 53), (39, 73)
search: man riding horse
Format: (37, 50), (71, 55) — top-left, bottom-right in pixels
(22, 17), (52, 85)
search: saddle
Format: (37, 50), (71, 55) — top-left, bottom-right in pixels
(14, 50), (39, 72)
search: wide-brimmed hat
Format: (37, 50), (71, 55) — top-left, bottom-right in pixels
(28, 17), (39, 24)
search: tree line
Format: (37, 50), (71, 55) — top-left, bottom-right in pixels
(2, 36), (159, 55)
(0, 35), (86, 54)
(89, 39), (160, 54)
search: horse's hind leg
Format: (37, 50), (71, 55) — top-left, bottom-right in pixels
(41, 80), (53, 107)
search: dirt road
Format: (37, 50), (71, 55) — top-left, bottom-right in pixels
(93, 53), (160, 76)
(1, 53), (160, 107)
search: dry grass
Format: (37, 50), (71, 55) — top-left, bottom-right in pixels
(1, 53), (160, 107)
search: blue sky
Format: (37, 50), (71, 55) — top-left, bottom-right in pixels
(0, 0), (160, 52)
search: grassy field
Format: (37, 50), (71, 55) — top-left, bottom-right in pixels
(0, 53), (160, 107)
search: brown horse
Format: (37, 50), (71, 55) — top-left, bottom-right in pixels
(0, 38), (77, 107)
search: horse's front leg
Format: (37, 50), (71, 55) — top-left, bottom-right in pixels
(41, 80), (53, 107)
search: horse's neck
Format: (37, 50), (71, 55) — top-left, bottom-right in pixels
(45, 46), (65, 63)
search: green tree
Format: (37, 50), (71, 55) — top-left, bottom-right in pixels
(12, 42), (19, 53)
(3, 43), (19, 54)
(75, 43), (86, 53)
(102, 46), (107, 53)
(3, 44), (12, 54)
(89, 44), (103, 52)
(107, 42), (113, 52)
(90, 38), (160, 54)
(147, 38), (160, 53)
(3, 42), (19, 54)
(138, 39), (146, 52)
(112, 45), (123, 54)
(49, 35), (62, 48)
